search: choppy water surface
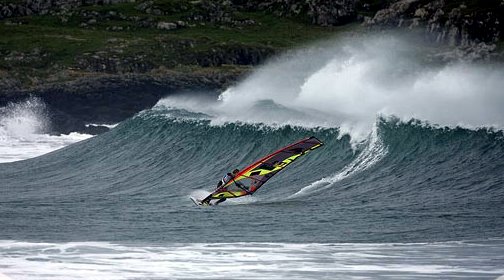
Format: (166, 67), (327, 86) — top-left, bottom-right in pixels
(1, 240), (503, 280)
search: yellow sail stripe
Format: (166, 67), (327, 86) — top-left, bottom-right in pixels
(242, 143), (322, 178)
(211, 191), (247, 199)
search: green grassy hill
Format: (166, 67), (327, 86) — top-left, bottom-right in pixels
(0, 0), (357, 88)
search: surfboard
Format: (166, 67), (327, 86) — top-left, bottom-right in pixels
(190, 196), (203, 206)
(190, 197), (213, 206)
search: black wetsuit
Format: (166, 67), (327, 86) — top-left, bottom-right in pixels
(215, 173), (234, 205)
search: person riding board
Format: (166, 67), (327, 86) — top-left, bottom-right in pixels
(215, 169), (239, 190)
(202, 169), (247, 205)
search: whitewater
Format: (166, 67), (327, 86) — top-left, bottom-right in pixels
(1, 35), (504, 279)
(0, 98), (92, 163)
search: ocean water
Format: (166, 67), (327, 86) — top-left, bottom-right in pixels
(1, 35), (504, 279)
(1, 240), (503, 280)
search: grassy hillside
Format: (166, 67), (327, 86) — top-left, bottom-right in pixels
(0, 0), (357, 87)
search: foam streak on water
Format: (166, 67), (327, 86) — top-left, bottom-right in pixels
(0, 132), (92, 163)
(0, 240), (503, 280)
(290, 123), (387, 198)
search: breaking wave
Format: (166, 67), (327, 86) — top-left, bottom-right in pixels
(0, 35), (503, 245)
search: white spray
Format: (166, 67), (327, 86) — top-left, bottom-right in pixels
(0, 97), (48, 140)
(0, 98), (91, 163)
(159, 35), (504, 141)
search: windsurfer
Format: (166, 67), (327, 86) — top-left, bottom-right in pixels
(216, 169), (239, 190)
(213, 169), (240, 205)
(192, 136), (324, 206)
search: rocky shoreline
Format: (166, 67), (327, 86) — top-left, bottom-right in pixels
(1, 0), (503, 135)
(363, 0), (503, 61)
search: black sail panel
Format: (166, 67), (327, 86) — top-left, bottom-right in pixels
(223, 136), (323, 195)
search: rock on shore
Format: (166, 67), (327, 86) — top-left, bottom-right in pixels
(229, 0), (358, 26)
(363, 0), (503, 60)
(0, 0), (135, 19)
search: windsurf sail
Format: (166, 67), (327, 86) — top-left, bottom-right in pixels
(200, 136), (323, 204)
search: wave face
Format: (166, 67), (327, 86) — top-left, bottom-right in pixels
(1, 103), (503, 243)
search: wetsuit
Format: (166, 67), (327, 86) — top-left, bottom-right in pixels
(214, 173), (234, 205)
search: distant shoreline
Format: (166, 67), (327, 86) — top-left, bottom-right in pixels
(0, 69), (244, 135)
(1, 0), (502, 134)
